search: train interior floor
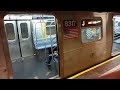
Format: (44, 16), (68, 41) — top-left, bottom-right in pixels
(11, 49), (58, 79)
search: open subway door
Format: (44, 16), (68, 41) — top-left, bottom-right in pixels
(2, 14), (60, 79)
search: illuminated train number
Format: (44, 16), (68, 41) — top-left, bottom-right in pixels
(64, 20), (77, 28)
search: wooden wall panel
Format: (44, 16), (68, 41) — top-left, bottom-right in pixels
(0, 12), (13, 79)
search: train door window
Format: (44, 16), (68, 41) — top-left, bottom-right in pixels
(81, 18), (102, 43)
(5, 23), (15, 40)
(20, 23), (29, 39)
(112, 16), (120, 56)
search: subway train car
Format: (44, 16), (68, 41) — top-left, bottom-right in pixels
(0, 11), (119, 79)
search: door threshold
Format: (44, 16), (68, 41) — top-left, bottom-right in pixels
(49, 74), (60, 79)
(112, 51), (120, 56)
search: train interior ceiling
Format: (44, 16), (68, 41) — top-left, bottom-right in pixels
(112, 15), (120, 56)
(4, 14), (59, 79)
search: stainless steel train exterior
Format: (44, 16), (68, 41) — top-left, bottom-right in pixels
(0, 11), (118, 79)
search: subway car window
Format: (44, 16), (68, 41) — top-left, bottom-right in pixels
(46, 26), (56, 35)
(46, 21), (56, 35)
(81, 18), (102, 43)
(46, 22), (55, 25)
(5, 23), (15, 40)
(20, 23), (29, 39)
